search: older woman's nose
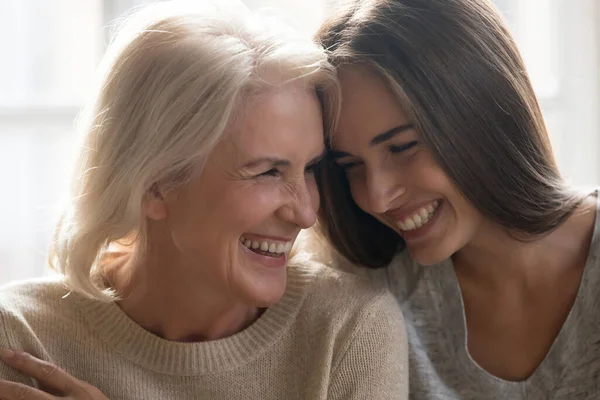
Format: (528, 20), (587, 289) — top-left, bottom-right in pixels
(277, 180), (319, 229)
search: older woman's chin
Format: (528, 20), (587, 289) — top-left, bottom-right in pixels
(239, 274), (288, 308)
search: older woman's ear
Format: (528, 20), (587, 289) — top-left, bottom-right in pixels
(144, 184), (168, 220)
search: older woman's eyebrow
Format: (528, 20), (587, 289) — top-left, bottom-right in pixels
(242, 151), (326, 169)
(241, 158), (290, 169)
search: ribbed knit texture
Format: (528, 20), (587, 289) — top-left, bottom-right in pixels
(0, 262), (408, 399)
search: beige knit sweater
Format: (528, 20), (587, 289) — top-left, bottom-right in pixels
(0, 262), (408, 399)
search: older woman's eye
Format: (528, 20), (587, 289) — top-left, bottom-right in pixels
(257, 169), (280, 178)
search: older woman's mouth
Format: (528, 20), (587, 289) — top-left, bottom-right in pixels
(239, 235), (293, 257)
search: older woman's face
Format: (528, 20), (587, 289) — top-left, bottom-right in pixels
(158, 83), (324, 307)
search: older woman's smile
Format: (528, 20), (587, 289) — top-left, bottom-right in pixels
(239, 235), (294, 255)
(239, 234), (294, 268)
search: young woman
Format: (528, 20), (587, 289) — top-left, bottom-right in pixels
(0, 1), (408, 399)
(316, 0), (600, 398)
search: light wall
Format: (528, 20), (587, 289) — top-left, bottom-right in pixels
(0, 0), (598, 284)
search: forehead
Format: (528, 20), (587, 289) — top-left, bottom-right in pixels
(218, 84), (324, 159)
(334, 67), (412, 150)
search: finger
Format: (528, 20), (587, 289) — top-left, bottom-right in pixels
(0, 379), (55, 400)
(71, 381), (109, 400)
(0, 350), (75, 396)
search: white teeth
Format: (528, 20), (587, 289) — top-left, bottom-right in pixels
(396, 200), (441, 232)
(240, 235), (293, 255)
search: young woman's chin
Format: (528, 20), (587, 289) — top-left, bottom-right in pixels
(400, 209), (465, 266)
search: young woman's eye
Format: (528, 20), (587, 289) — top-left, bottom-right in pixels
(305, 163), (320, 175)
(337, 161), (363, 170)
(389, 141), (418, 154)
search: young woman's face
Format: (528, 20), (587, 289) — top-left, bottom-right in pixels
(332, 67), (484, 265)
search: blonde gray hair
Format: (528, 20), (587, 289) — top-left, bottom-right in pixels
(50, 0), (339, 300)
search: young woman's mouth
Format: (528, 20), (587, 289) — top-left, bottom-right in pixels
(395, 200), (441, 232)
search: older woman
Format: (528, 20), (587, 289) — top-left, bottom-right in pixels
(0, 1), (408, 399)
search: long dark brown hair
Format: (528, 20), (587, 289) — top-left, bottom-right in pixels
(315, 0), (583, 268)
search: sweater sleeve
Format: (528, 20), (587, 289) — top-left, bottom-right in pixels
(328, 291), (409, 400)
(0, 305), (38, 386)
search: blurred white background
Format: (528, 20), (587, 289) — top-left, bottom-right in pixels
(0, 0), (599, 284)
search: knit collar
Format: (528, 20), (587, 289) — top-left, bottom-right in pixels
(71, 263), (317, 376)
